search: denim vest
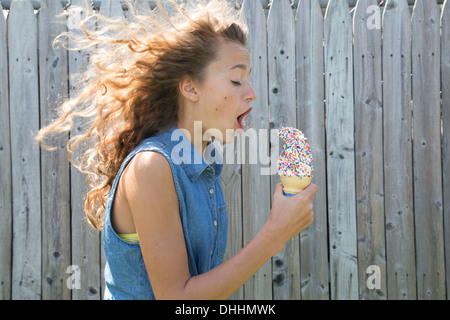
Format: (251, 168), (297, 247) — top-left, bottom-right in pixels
(103, 125), (227, 299)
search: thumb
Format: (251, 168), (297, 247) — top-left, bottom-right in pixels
(274, 183), (284, 195)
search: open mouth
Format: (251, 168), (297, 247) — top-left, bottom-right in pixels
(237, 107), (253, 130)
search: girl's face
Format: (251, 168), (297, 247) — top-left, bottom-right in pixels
(193, 41), (256, 144)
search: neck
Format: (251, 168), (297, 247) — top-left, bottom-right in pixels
(175, 119), (209, 156)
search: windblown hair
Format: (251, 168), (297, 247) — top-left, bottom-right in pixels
(35, 0), (248, 230)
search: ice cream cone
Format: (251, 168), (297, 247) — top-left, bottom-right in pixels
(276, 127), (313, 196)
(279, 174), (311, 196)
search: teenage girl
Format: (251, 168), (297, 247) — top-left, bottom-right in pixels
(36, 0), (317, 299)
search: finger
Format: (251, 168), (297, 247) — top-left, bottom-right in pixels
(290, 183), (317, 200)
(303, 183), (318, 196)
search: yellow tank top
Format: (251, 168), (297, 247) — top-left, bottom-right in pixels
(118, 233), (139, 243)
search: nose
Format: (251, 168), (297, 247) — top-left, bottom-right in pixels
(245, 83), (257, 103)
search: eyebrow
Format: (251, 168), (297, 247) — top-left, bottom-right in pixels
(229, 64), (252, 74)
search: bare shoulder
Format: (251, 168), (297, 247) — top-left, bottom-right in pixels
(124, 151), (171, 185)
(121, 151), (177, 213)
(132, 151), (170, 173)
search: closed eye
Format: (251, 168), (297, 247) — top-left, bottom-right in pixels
(231, 80), (241, 86)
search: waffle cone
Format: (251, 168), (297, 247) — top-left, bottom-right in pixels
(279, 175), (311, 196)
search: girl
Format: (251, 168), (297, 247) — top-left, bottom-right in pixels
(36, 0), (317, 299)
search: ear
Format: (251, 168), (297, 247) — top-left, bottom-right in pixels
(178, 76), (199, 102)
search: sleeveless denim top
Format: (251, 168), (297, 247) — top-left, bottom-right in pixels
(103, 125), (227, 300)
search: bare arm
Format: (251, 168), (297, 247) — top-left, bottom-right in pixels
(123, 151), (317, 300)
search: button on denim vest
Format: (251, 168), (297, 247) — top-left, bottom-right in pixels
(103, 125), (227, 300)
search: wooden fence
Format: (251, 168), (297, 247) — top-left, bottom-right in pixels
(0, 0), (449, 300)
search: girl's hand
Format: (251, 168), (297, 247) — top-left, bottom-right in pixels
(264, 183), (318, 250)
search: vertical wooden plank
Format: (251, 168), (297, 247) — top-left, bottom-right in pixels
(241, 0), (272, 300)
(411, 0), (445, 300)
(382, 0), (416, 300)
(220, 2), (245, 300)
(221, 138), (243, 300)
(324, 0), (358, 300)
(441, 0), (450, 300)
(295, 0), (329, 300)
(68, 0), (102, 300)
(99, 0), (125, 18)
(97, 0), (126, 300)
(0, 5), (12, 300)
(38, 0), (71, 300)
(353, 0), (386, 300)
(267, 0), (299, 300)
(8, 0), (41, 299)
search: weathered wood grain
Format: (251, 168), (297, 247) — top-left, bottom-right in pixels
(324, 0), (358, 300)
(268, 0), (299, 300)
(8, 0), (41, 300)
(99, 0), (125, 17)
(441, 0), (450, 300)
(38, 0), (71, 300)
(295, 0), (329, 300)
(0, 4), (12, 300)
(353, 0), (386, 300)
(240, 0), (272, 300)
(382, 0), (416, 300)
(221, 134), (243, 300)
(411, 0), (445, 300)
(68, 0), (102, 300)
(96, 0), (126, 300)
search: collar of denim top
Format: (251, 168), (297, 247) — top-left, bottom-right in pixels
(157, 125), (224, 182)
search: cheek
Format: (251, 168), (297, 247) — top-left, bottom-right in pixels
(212, 96), (228, 113)
(217, 95), (239, 120)
(217, 96), (227, 111)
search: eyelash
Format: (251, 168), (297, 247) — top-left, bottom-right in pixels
(231, 80), (242, 86)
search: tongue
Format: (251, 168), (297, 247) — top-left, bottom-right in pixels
(237, 116), (243, 129)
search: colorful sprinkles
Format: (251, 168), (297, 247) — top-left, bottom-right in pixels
(277, 127), (314, 178)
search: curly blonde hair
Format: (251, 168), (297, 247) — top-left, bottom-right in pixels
(35, 0), (248, 230)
